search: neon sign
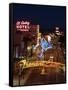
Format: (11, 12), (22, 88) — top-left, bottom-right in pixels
(16, 21), (30, 31)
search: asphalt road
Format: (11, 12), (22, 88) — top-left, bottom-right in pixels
(13, 66), (66, 86)
(24, 67), (66, 86)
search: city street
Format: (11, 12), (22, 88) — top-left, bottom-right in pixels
(25, 66), (65, 86)
(13, 62), (66, 86)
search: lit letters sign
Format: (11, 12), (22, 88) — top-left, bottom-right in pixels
(16, 21), (30, 31)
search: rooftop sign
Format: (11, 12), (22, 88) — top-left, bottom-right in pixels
(16, 21), (30, 31)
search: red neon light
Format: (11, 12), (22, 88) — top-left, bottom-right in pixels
(16, 21), (30, 31)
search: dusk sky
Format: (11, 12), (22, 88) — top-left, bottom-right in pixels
(12, 3), (66, 32)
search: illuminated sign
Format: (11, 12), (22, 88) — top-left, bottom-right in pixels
(16, 21), (30, 31)
(19, 60), (65, 69)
